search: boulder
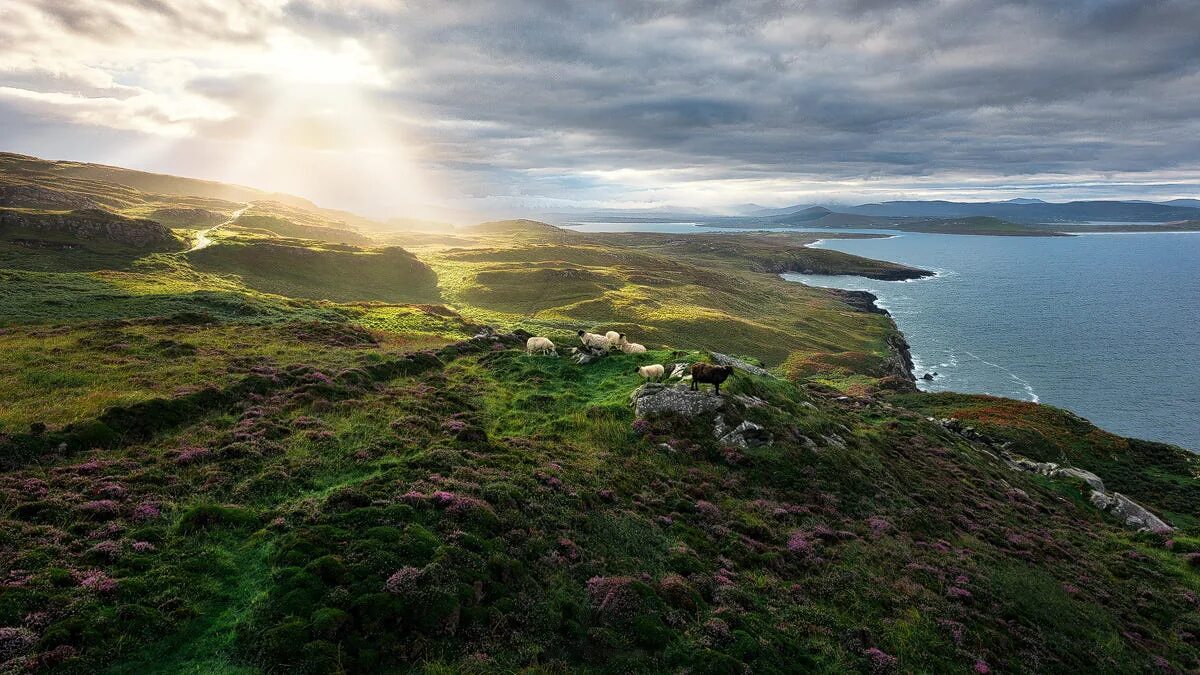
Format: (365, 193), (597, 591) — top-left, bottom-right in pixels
(717, 419), (773, 449)
(1089, 491), (1172, 532)
(1050, 466), (1105, 492)
(710, 352), (774, 379)
(631, 383), (725, 418)
(571, 344), (610, 365)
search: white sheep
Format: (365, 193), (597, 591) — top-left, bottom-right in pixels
(620, 342), (646, 354)
(525, 336), (557, 356)
(604, 331), (627, 350)
(577, 330), (610, 351)
(635, 364), (665, 381)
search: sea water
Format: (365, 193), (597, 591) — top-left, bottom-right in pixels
(784, 231), (1200, 451)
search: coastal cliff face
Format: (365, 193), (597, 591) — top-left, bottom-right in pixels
(0, 208), (179, 250)
(884, 330), (917, 383)
(824, 287), (918, 387)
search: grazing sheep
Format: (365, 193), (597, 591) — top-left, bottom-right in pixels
(690, 363), (734, 395)
(620, 342), (646, 354)
(635, 364), (665, 381)
(577, 330), (610, 351)
(604, 331), (627, 349)
(525, 336), (557, 356)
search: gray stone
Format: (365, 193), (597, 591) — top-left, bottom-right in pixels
(1095, 492), (1173, 532)
(718, 420), (773, 449)
(1050, 467), (1106, 492)
(822, 434), (847, 449)
(631, 383), (726, 418)
(732, 394), (769, 408)
(710, 352), (775, 379)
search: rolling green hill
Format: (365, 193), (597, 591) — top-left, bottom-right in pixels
(0, 155), (1196, 674)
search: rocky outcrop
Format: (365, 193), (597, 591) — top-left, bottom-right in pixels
(0, 208), (178, 250)
(710, 352), (776, 379)
(883, 332), (916, 384)
(630, 383), (726, 418)
(935, 418), (1172, 533)
(1088, 492), (1173, 532)
(712, 415), (773, 449)
(825, 288), (889, 315)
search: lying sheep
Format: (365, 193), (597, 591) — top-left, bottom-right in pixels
(605, 331), (627, 350)
(635, 364), (665, 381)
(525, 336), (557, 356)
(620, 342), (646, 354)
(690, 363), (734, 395)
(577, 330), (610, 351)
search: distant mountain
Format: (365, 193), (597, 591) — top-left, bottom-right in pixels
(1001, 198), (1047, 204)
(741, 203), (821, 217)
(780, 206), (833, 222)
(1161, 199), (1200, 209)
(843, 200), (1200, 223)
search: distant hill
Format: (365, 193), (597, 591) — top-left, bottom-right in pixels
(0, 152), (396, 234)
(843, 199), (1200, 223)
(466, 218), (563, 234)
(780, 206), (833, 222)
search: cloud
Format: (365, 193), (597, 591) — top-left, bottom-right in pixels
(2, 0), (1199, 212)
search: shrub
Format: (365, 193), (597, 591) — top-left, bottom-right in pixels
(175, 504), (257, 533)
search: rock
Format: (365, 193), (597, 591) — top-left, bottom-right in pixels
(822, 434), (847, 449)
(718, 420), (773, 449)
(572, 344), (609, 365)
(1050, 466), (1105, 492)
(921, 372), (934, 381)
(883, 332), (917, 385)
(1090, 491), (1172, 532)
(631, 383), (725, 418)
(710, 352), (775, 379)
(667, 362), (690, 380)
(732, 394), (768, 408)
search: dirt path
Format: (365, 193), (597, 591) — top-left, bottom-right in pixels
(186, 205), (249, 253)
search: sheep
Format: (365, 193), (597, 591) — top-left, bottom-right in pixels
(525, 336), (557, 356)
(690, 363), (734, 395)
(604, 331), (627, 350)
(577, 330), (610, 351)
(620, 342), (646, 354)
(635, 364), (665, 381)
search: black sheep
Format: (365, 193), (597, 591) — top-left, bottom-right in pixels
(690, 363), (734, 395)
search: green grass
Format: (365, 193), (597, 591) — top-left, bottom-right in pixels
(188, 238), (440, 303)
(2, 155), (1198, 674)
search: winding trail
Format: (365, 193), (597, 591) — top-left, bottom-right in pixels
(186, 205), (249, 253)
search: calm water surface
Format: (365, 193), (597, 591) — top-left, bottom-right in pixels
(786, 231), (1200, 451)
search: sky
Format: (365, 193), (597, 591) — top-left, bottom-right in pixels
(2, 0), (1199, 220)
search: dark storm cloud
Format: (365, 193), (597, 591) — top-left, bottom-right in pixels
(2, 0), (1199, 207)
(279, 0), (1200, 191)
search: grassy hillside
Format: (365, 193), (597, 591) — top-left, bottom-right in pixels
(188, 237), (440, 303)
(0, 156), (1196, 674)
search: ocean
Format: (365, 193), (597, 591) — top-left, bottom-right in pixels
(784, 231), (1200, 451)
